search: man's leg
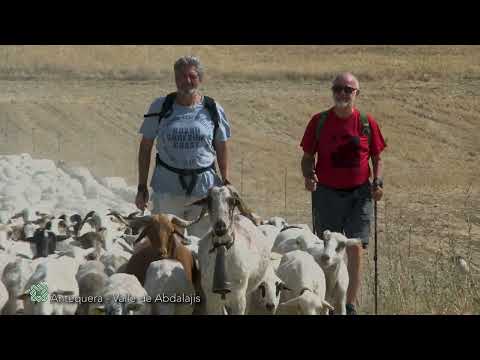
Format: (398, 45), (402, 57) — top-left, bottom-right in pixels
(345, 243), (362, 312)
(313, 185), (346, 237)
(151, 192), (187, 217)
(344, 183), (373, 314)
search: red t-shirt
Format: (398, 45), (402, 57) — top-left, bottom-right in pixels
(300, 107), (386, 189)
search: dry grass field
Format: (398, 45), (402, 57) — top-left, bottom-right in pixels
(0, 45), (479, 314)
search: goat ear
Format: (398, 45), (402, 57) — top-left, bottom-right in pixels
(188, 197), (208, 208)
(226, 186), (261, 225)
(127, 302), (143, 312)
(171, 223), (186, 237)
(277, 282), (292, 291)
(322, 230), (332, 241)
(321, 300), (334, 311)
(345, 238), (362, 247)
(278, 295), (304, 308)
(17, 293), (30, 301)
(134, 227), (149, 244)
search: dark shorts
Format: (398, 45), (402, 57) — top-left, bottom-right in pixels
(312, 181), (373, 245)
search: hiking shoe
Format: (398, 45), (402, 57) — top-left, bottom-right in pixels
(346, 303), (357, 315)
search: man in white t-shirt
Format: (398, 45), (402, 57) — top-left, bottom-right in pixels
(136, 56), (231, 238)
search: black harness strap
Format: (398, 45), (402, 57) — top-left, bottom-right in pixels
(156, 154), (215, 196)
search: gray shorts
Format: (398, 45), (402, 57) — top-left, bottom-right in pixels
(312, 181), (373, 245)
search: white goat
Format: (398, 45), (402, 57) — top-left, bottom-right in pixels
(317, 230), (361, 315)
(276, 250), (332, 315)
(193, 185), (271, 315)
(76, 260), (109, 315)
(0, 280), (8, 314)
(1, 258), (36, 314)
(257, 224), (281, 252)
(19, 256), (80, 315)
(94, 273), (149, 315)
(272, 226), (323, 255)
(262, 217), (288, 229)
(247, 262), (290, 315)
(144, 259), (196, 315)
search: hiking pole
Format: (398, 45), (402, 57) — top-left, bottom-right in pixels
(311, 191), (316, 235)
(374, 199), (378, 315)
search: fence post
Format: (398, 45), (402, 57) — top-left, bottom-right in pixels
(284, 167), (287, 212)
(32, 127), (36, 154)
(240, 156), (244, 197)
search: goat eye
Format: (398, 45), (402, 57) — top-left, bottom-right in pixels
(259, 284), (266, 298)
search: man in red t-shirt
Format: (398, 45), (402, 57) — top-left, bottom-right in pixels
(300, 72), (386, 315)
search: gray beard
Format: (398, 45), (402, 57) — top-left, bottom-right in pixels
(178, 88), (198, 96)
(334, 100), (351, 108)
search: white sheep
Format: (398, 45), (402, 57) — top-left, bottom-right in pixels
(143, 259), (196, 315)
(276, 250), (332, 315)
(317, 230), (361, 315)
(194, 185), (271, 315)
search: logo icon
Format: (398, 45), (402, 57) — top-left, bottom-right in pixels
(27, 282), (49, 303)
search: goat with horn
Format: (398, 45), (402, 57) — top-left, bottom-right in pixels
(190, 185), (271, 315)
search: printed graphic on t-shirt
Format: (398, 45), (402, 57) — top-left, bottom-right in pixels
(331, 135), (361, 168)
(167, 128), (205, 149)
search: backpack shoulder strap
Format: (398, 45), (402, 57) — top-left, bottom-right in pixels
(143, 92), (177, 125)
(359, 112), (371, 145)
(203, 96), (220, 150)
(309, 110), (330, 155)
(314, 110), (330, 143)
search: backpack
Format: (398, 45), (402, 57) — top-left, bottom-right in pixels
(143, 92), (220, 151)
(314, 110), (371, 148)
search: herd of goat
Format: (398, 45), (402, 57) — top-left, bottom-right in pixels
(0, 184), (362, 315)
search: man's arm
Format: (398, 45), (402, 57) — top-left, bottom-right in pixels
(371, 154), (383, 181)
(138, 137), (154, 186)
(215, 140), (229, 184)
(301, 152), (318, 192)
(301, 152), (316, 179)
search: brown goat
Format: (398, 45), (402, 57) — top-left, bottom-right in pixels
(125, 214), (200, 286)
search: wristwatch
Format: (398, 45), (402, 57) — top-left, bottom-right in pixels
(372, 178), (383, 189)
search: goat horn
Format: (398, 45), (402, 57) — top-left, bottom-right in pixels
(78, 210), (96, 232)
(322, 300), (334, 311)
(170, 212), (205, 228)
(128, 215), (153, 228)
(107, 210), (130, 227)
(226, 185), (261, 225)
(134, 226), (149, 244)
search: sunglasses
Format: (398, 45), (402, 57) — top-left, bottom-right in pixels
(332, 85), (357, 94)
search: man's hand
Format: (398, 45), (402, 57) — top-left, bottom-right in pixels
(135, 188), (149, 211)
(371, 186), (383, 202)
(304, 174), (318, 192)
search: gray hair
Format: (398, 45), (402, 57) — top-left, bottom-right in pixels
(332, 72), (360, 90)
(174, 56), (204, 81)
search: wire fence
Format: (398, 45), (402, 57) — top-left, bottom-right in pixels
(0, 119), (313, 225)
